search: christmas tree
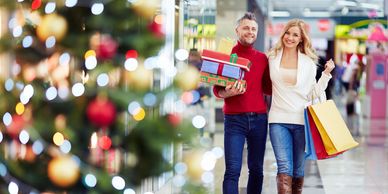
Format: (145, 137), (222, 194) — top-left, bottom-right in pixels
(0, 0), (217, 193)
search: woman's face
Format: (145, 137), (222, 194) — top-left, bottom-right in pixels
(282, 26), (302, 50)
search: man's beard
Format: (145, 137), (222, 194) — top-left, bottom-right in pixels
(240, 38), (255, 46)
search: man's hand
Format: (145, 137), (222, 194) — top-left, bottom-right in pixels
(219, 80), (246, 98)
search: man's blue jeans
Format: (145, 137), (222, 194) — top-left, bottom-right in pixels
(269, 123), (305, 177)
(223, 113), (268, 194)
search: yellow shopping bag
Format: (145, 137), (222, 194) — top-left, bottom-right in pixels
(308, 100), (359, 155)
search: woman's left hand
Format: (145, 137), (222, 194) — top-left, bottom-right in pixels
(323, 59), (335, 75)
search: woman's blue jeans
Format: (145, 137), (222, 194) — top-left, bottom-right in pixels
(269, 123), (305, 177)
(223, 113), (268, 194)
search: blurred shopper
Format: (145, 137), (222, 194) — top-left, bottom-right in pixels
(267, 19), (335, 194)
(213, 12), (271, 194)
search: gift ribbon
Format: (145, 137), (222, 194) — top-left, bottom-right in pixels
(217, 63), (224, 75)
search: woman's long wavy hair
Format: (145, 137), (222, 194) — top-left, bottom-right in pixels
(267, 19), (318, 63)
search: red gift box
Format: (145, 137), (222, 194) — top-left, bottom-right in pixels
(201, 49), (251, 71)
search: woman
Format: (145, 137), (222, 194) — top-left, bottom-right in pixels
(267, 19), (335, 194)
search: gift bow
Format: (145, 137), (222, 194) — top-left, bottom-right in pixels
(229, 53), (238, 63)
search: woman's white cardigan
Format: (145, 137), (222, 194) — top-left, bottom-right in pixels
(268, 49), (332, 125)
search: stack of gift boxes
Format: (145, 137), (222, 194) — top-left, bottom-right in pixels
(200, 49), (251, 88)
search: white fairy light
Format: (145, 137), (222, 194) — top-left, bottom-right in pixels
(72, 83), (85, 97)
(175, 49), (189, 61)
(143, 93), (157, 107)
(60, 140), (72, 153)
(58, 86), (70, 99)
(5, 79), (14, 91)
(201, 171), (214, 184)
(46, 87), (58, 100)
(85, 56), (97, 70)
(144, 57), (157, 69)
(59, 53), (71, 66)
(8, 18), (16, 29)
(8, 182), (19, 194)
(91, 3), (104, 15)
(12, 26), (22, 37)
(174, 162), (187, 174)
(65, 0), (78, 7)
(84, 174), (97, 187)
(22, 36), (33, 48)
(128, 101), (141, 115)
(201, 151), (217, 171)
(45, 36), (56, 48)
(0, 163), (7, 176)
(124, 58), (138, 71)
(112, 176), (125, 190)
(19, 130), (30, 144)
(32, 140), (44, 155)
(172, 175), (186, 187)
(192, 115), (206, 129)
(97, 73), (109, 87)
(3, 112), (12, 126)
(211, 146), (224, 159)
(123, 188), (136, 194)
(45, 2), (56, 14)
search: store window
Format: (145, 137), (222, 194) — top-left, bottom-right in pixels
(183, 0), (216, 50)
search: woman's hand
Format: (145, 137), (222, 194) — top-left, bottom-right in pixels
(323, 59), (335, 75)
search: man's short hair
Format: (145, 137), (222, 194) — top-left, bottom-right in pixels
(236, 12), (257, 27)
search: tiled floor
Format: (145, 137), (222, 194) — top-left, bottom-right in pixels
(211, 95), (388, 194)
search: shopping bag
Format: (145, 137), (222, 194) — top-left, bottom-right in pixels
(305, 109), (344, 160)
(308, 100), (359, 155)
(304, 109), (317, 160)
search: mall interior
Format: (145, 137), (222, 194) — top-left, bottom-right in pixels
(0, 0), (388, 194)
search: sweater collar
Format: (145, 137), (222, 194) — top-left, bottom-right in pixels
(234, 41), (254, 53)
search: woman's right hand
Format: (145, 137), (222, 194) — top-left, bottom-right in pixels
(323, 59), (335, 75)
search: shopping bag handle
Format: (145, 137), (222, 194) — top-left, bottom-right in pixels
(308, 89), (327, 105)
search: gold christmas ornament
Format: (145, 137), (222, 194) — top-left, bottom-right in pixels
(131, 0), (160, 18)
(126, 65), (152, 91)
(183, 150), (204, 181)
(174, 66), (200, 91)
(36, 14), (68, 42)
(47, 156), (80, 187)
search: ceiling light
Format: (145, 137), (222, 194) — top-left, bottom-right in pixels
(303, 11), (331, 17)
(360, 3), (380, 10)
(341, 7), (349, 15)
(337, 0), (357, 7)
(270, 11), (290, 17)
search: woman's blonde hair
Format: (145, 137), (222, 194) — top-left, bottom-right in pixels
(267, 19), (318, 63)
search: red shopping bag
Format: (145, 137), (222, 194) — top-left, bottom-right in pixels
(307, 109), (344, 159)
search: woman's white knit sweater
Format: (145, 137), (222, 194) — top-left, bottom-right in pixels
(268, 49), (332, 125)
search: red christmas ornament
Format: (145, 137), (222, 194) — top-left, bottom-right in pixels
(96, 35), (118, 60)
(86, 98), (116, 127)
(167, 114), (181, 127)
(31, 0), (42, 10)
(148, 21), (164, 38)
(126, 50), (138, 59)
(98, 135), (112, 150)
(6, 115), (26, 138)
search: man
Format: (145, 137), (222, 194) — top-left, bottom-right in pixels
(213, 12), (271, 194)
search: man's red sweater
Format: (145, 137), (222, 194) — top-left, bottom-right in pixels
(213, 41), (272, 114)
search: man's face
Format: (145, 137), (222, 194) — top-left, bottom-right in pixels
(235, 19), (258, 46)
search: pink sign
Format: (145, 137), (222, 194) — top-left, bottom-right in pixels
(368, 53), (387, 118)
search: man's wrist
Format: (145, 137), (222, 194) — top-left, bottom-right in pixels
(219, 89), (228, 98)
